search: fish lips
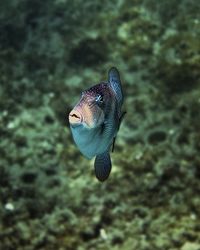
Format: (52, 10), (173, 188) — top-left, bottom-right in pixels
(69, 109), (83, 127)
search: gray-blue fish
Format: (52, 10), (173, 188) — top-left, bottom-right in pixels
(69, 67), (125, 182)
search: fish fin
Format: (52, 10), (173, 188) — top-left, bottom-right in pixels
(108, 67), (123, 105)
(94, 152), (112, 182)
(112, 137), (116, 152)
(119, 111), (126, 129)
(111, 111), (126, 152)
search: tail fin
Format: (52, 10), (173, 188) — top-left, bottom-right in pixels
(94, 151), (112, 182)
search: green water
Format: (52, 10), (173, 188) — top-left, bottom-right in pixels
(0, 0), (200, 249)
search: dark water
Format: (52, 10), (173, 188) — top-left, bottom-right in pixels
(0, 0), (200, 249)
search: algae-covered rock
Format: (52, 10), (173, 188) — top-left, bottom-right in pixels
(181, 242), (200, 250)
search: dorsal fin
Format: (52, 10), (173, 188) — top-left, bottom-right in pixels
(108, 67), (123, 105)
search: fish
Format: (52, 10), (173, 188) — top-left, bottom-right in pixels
(68, 67), (125, 182)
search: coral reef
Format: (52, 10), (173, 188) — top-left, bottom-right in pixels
(0, 0), (200, 249)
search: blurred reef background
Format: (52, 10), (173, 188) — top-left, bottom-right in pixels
(0, 0), (200, 249)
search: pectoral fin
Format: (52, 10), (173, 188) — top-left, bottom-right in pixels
(94, 152), (112, 182)
(119, 111), (126, 129)
(111, 111), (126, 152)
(112, 137), (116, 152)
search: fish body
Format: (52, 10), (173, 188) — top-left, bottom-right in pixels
(69, 67), (125, 181)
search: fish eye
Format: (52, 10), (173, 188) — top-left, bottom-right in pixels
(95, 94), (103, 103)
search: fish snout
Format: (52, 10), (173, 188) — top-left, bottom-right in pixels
(69, 109), (83, 125)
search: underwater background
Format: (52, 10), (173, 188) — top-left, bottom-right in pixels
(0, 0), (200, 249)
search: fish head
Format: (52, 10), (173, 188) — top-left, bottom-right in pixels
(69, 82), (111, 129)
(69, 82), (113, 159)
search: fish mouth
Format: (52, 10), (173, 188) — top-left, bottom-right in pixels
(69, 109), (83, 125)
